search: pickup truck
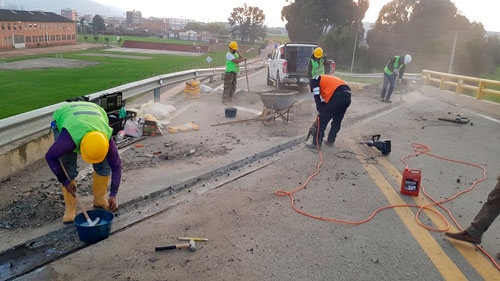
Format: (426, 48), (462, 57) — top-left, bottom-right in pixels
(266, 42), (335, 89)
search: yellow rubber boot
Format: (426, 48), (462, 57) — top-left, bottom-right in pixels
(61, 182), (76, 224)
(92, 171), (110, 210)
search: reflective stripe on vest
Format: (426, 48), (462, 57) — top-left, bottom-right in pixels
(384, 56), (401, 76)
(226, 52), (240, 73)
(319, 75), (347, 104)
(53, 101), (113, 153)
(310, 57), (324, 78)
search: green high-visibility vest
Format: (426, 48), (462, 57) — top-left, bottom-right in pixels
(384, 56), (401, 76)
(53, 102), (113, 153)
(226, 52), (240, 73)
(310, 57), (325, 77)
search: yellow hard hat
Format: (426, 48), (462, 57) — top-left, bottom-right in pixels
(229, 41), (238, 50)
(313, 47), (323, 59)
(80, 131), (109, 164)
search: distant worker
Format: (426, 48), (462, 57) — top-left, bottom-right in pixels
(222, 41), (247, 104)
(445, 173), (500, 244)
(45, 101), (121, 223)
(380, 54), (412, 103)
(308, 47), (328, 80)
(306, 75), (351, 150)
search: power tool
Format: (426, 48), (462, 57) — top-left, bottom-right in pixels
(305, 118), (318, 142)
(362, 134), (391, 156)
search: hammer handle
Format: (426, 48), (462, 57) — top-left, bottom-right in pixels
(155, 243), (189, 251)
(155, 245), (175, 251)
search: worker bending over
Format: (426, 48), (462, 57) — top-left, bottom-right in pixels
(307, 75), (351, 150)
(46, 101), (121, 223)
(222, 41), (247, 104)
(380, 54), (411, 103)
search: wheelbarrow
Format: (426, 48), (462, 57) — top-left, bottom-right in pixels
(257, 90), (297, 125)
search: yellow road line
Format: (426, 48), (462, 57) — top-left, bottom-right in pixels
(377, 156), (500, 281)
(349, 144), (468, 281)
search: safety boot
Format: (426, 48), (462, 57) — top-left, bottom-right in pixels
(92, 171), (110, 210)
(61, 181), (76, 224)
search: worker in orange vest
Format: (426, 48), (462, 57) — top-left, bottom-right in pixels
(306, 75), (351, 151)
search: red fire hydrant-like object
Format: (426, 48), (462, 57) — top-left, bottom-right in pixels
(400, 168), (421, 196)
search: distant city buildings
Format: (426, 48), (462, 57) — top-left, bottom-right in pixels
(61, 8), (77, 21)
(167, 17), (195, 31)
(126, 10), (141, 25)
(0, 9), (76, 50)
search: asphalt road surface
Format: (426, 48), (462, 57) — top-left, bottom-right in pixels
(4, 69), (500, 281)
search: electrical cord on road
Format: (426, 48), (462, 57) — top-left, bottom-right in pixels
(274, 117), (500, 271)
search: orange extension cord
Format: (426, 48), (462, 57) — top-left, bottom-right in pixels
(274, 117), (500, 271)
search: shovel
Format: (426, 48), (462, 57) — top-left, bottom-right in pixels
(58, 159), (100, 226)
(244, 60), (250, 93)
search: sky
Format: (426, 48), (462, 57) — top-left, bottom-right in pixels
(93, 0), (500, 32)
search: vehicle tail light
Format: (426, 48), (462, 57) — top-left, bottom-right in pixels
(283, 60), (288, 74)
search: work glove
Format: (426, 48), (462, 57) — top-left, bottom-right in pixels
(108, 196), (118, 211)
(65, 181), (77, 197)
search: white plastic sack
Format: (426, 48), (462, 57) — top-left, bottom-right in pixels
(123, 119), (142, 137)
(200, 84), (213, 93)
(139, 101), (176, 119)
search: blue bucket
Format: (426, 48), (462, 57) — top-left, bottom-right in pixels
(74, 209), (114, 244)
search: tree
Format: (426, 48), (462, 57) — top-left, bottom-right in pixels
(83, 35), (88, 42)
(92, 15), (105, 34)
(228, 4), (266, 43)
(79, 17), (85, 34)
(94, 36), (99, 43)
(206, 23), (228, 38)
(365, 0), (499, 75)
(105, 37), (109, 45)
(319, 25), (365, 66)
(281, 0), (368, 42)
(183, 22), (205, 32)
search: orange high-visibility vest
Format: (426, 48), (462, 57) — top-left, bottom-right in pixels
(319, 75), (347, 103)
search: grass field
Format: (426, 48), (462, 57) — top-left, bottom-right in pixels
(266, 33), (289, 43)
(480, 66), (500, 103)
(0, 48), (258, 119)
(77, 34), (203, 46)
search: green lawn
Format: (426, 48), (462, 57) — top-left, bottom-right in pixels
(0, 48), (258, 119)
(266, 33), (289, 43)
(77, 34), (204, 46)
(480, 66), (500, 103)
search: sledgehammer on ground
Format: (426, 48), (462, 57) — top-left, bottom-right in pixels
(155, 239), (196, 252)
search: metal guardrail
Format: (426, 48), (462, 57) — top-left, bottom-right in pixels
(421, 69), (500, 100)
(336, 71), (422, 81)
(0, 64), (262, 148)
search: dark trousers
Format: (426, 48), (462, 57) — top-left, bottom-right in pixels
(313, 91), (351, 146)
(381, 73), (396, 101)
(222, 72), (237, 102)
(467, 178), (500, 240)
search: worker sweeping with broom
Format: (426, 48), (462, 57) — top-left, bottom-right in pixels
(45, 101), (121, 224)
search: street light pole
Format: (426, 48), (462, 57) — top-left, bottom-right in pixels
(448, 32), (458, 73)
(350, 27), (359, 73)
